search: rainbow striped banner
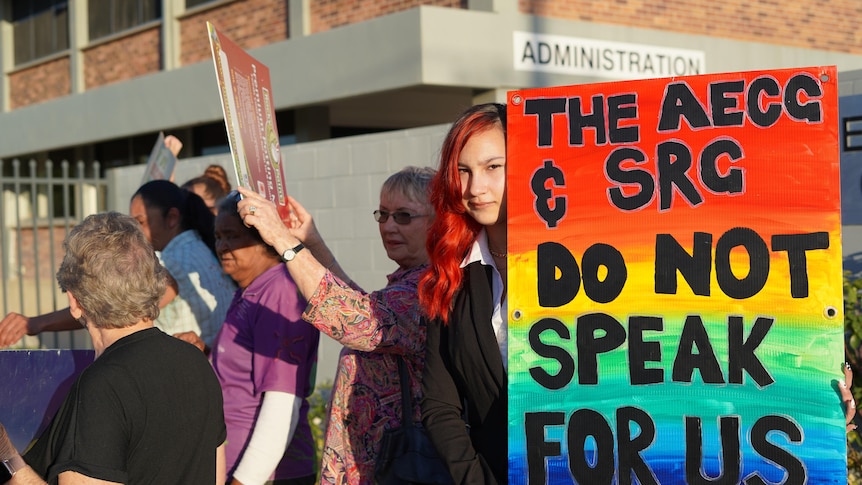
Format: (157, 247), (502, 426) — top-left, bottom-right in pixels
(507, 66), (845, 484)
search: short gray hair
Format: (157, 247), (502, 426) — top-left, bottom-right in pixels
(56, 212), (167, 329)
(381, 166), (436, 212)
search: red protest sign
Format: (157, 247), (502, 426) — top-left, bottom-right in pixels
(208, 22), (289, 220)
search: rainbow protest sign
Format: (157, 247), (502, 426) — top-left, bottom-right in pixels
(507, 66), (845, 484)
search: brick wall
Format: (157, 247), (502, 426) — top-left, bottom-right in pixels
(13, 225), (68, 282)
(6, 1), (862, 110)
(83, 26), (162, 89)
(180, 0), (288, 66)
(8, 57), (72, 110)
(520, 0), (862, 55)
(310, 0), (464, 33)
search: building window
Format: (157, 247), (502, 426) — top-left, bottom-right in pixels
(846, 116), (862, 152)
(186, 0), (218, 8)
(12, 0), (69, 66)
(88, 0), (161, 41)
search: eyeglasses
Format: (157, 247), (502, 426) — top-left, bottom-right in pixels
(373, 210), (427, 225)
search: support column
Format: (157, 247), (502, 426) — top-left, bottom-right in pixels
(468, 0), (517, 14)
(0, 0), (12, 111)
(162, 0), (182, 70)
(288, 0), (310, 38)
(68, 0), (88, 93)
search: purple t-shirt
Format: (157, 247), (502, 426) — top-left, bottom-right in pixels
(211, 264), (320, 481)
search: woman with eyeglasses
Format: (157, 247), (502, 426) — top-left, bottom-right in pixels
(236, 166), (446, 485)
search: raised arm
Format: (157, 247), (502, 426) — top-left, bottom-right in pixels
(236, 187), (347, 300)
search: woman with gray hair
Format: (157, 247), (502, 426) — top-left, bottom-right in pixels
(237, 166), (445, 485)
(0, 212), (226, 484)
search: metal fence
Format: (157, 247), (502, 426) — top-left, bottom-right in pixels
(0, 159), (107, 350)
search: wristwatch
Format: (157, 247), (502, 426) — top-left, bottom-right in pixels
(0, 457), (22, 483)
(280, 242), (305, 262)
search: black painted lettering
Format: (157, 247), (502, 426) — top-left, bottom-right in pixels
(617, 407), (659, 485)
(672, 315), (724, 384)
(657, 140), (703, 210)
(537, 242), (580, 307)
(709, 80), (745, 127)
(658, 82), (711, 132)
(607, 93), (639, 144)
(569, 95), (607, 146)
(524, 98), (567, 147)
(529, 318), (575, 390)
(784, 73), (823, 123)
(655, 232), (713, 296)
(771, 232), (829, 298)
(685, 416), (741, 485)
(746, 77), (782, 128)
(699, 139), (744, 195)
(728, 316), (774, 387)
(582, 243), (627, 303)
(577, 313), (626, 384)
(525, 412), (565, 485)
(629, 316), (664, 385)
(606, 147), (654, 211)
(745, 415), (805, 485)
(715, 227), (769, 299)
(568, 409), (615, 484)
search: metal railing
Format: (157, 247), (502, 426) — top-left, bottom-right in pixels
(0, 159), (107, 350)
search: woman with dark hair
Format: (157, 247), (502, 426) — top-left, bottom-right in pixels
(182, 164), (232, 214)
(208, 192), (319, 485)
(417, 103), (509, 484)
(0, 181), (236, 350)
(130, 180), (237, 349)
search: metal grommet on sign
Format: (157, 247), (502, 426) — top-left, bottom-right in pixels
(824, 306), (838, 319)
(512, 309), (522, 321)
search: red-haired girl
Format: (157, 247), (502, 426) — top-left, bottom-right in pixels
(419, 103), (508, 485)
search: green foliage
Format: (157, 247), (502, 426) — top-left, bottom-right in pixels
(307, 380), (332, 477)
(845, 271), (862, 482)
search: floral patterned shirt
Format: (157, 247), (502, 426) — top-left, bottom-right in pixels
(302, 264), (428, 485)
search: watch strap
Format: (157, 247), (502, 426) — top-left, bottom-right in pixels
(280, 242), (305, 262)
(0, 455), (25, 483)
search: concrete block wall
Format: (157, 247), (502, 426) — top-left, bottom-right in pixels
(108, 122), (450, 383)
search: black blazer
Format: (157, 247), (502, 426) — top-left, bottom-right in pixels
(421, 262), (508, 485)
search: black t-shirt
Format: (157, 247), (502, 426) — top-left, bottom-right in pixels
(25, 327), (226, 485)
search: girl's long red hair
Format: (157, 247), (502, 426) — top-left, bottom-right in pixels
(419, 103), (506, 323)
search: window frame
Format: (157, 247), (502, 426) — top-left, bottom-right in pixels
(87, 0), (161, 42)
(11, 0), (70, 66)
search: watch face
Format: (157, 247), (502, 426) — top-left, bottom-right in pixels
(281, 243), (303, 262)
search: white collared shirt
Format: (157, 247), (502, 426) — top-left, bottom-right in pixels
(461, 229), (508, 372)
